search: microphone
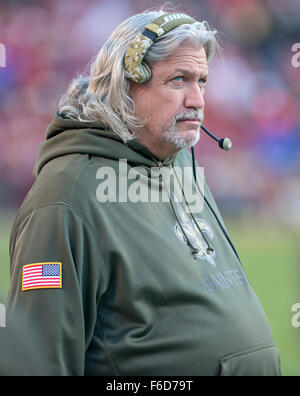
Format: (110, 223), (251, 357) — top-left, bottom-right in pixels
(200, 125), (232, 151)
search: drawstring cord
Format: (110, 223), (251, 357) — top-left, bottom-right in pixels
(159, 163), (199, 256)
(153, 158), (213, 260)
(171, 163), (215, 258)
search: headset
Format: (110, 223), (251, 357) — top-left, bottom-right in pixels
(124, 13), (240, 262)
(124, 13), (197, 83)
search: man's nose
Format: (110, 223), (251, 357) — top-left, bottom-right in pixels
(184, 83), (205, 110)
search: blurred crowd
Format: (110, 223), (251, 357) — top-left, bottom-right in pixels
(0, 0), (300, 226)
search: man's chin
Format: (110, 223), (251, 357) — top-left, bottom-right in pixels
(183, 127), (201, 145)
(180, 131), (200, 149)
(163, 128), (200, 149)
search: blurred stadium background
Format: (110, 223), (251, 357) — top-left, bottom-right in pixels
(0, 0), (299, 375)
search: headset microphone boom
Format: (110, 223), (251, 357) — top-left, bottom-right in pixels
(200, 125), (232, 151)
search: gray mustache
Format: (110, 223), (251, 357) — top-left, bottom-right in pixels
(175, 110), (204, 123)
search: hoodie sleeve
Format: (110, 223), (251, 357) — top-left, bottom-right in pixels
(7, 203), (109, 376)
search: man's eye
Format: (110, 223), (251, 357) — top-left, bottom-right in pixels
(173, 76), (183, 82)
(199, 78), (207, 87)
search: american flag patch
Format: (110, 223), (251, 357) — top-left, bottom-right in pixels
(22, 262), (62, 291)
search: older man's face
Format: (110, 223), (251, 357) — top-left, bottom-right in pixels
(130, 43), (208, 160)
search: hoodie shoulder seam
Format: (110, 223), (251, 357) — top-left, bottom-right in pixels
(68, 155), (92, 206)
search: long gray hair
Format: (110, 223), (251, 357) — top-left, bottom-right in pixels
(58, 9), (218, 143)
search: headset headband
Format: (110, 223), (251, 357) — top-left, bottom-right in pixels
(124, 13), (197, 83)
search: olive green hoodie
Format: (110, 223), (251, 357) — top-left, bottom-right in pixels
(7, 112), (281, 376)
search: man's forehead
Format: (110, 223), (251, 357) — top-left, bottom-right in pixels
(152, 44), (208, 76)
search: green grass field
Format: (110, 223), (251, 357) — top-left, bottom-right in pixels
(0, 211), (12, 299)
(0, 210), (299, 375)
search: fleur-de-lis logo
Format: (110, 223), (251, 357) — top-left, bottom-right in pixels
(174, 202), (216, 267)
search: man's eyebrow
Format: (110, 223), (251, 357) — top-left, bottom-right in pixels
(170, 68), (209, 80)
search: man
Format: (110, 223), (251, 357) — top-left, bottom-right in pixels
(7, 9), (281, 376)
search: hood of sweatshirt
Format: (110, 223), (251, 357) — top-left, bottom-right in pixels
(33, 112), (177, 179)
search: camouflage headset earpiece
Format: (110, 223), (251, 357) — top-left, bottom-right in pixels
(123, 13), (197, 83)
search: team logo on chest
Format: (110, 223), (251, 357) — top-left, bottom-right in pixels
(173, 202), (217, 267)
